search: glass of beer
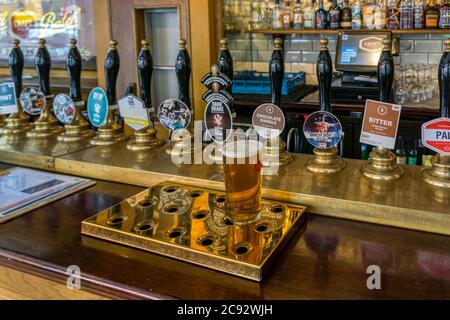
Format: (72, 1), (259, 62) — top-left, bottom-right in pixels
(223, 139), (263, 224)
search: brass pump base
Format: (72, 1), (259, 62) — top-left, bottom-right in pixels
(58, 108), (95, 143)
(27, 103), (63, 139)
(0, 112), (33, 136)
(361, 147), (404, 181)
(305, 147), (346, 174)
(166, 128), (202, 159)
(422, 155), (450, 189)
(262, 137), (293, 167)
(126, 127), (163, 151)
(90, 110), (126, 146)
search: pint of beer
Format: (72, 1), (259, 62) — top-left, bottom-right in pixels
(223, 140), (263, 224)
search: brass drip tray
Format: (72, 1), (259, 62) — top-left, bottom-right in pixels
(81, 182), (307, 281)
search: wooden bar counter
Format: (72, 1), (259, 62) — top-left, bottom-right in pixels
(0, 177), (449, 299)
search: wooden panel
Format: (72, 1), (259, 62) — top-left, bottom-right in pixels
(0, 265), (108, 300)
(109, 0), (190, 101)
(93, 0), (111, 89)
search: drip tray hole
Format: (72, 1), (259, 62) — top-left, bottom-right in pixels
(197, 235), (217, 247)
(162, 185), (179, 193)
(255, 222), (270, 233)
(271, 205), (285, 214)
(192, 210), (209, 220)
(214, 195), (227, 204)
(189, 190), (203, 198)
(165, 227), (186, 239)
(107, 215), (127, 225)
(163, 205), (180, 214)
(234, 242), (252, 256)
(138, 199), (153, 208)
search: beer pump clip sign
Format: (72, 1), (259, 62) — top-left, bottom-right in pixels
(204, 100), (233, 143)
(360, 99), (402, 150)
(118, 94), (150, 131)
(303, 111), (343, 149)
(252, 103), (285, 139)
(87, 87), (109, 128)
(0, 82), (18, 115)
(157, 99), (191, 131)
(421, 117), (450, 155)
(53, 94), (76, 124)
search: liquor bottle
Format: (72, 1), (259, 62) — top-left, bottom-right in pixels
(363, 0), (376, 30)
(424, 0), (439, 29)
(273, 0), (284, 29)
(303, 0), (316, 29)
(315, 0), (329, 29)
(438, 39), (450, 118)
(374, 0), (386, 29)
(340, 0), (352, 29)
(251, 0), (263, 30)
(387, 0), (400, 29)
(395, 136), (407, 164)
(407, 139), (418, 165)
(283, 0), (292, 29)
(414, 0), (425, 28)
(352, 0), (362, 29)
(400, 0), (414, 29)
(439, 0), (450, 28)
(269, 38), (284, 107)
(262, 0), (274, 29)
(175, 39), (191, 107)
(137, 40), (153, 109)
(329, 0), (342, 30)
(317, 38), (333, 112)
(293, 0), (304, 29)
(378, 38), (395, 103)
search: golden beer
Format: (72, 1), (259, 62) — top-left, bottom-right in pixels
(223, 140), (263, 224)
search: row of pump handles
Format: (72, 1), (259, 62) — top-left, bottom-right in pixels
(1, 35), (450, 186)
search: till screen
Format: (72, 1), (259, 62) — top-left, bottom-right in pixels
(338, 33), (388, 67)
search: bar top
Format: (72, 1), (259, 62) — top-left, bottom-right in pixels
(0, 178), (449, 299)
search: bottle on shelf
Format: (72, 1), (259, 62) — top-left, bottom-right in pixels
(340, 0), (352, 29)
(303, 0), (316, 29)
(414, 0), (425, 28)
(283, 0), (292, 29)
(329, 0), (342, 30)
(315, 0), (329, 29)
(293, 0), (304, 29)
(251, 0), (263, 30)
(374, 0), (386, 29)
(387, 0), (401, 29)
(395, 136), (407, 164)
(400, 0), (414, 29)
(262, 0), (274, 29)
(439, 0), (450, 29)
(363, 0), (376, 30)
(351, 0), (362, 29)
(273, 0), (284, 29)
(424, 0), (439, 29)
(407, 139), (419, 165)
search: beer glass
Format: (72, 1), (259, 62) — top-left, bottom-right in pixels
(223, 140), (263, 224)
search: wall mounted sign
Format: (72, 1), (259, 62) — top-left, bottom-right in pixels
(87, 87), (108, 128)
(201, 72), (232, 91)
(0, 82), (18, 115)
(360, 99), (402, 150)
(118, 94), (150, 131)
(303, 111), (343, 149)
(421, 117), (450, 155)
(157, 99), (191, 131)
(204, 100), (233, 143)
(53, 94), (75, 124)
(252, 103), (285, 139)
(20, 87), (46, 116)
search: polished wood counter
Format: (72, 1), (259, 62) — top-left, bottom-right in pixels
(0, 179), (449, 299)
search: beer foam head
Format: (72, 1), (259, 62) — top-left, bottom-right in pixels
(223, 139), (263, 159)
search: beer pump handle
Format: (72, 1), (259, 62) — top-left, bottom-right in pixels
(66, 39), (82, 102)
(377, 38), (395, 104)
(104, 40), (120, 106)
(35, 39), (52, 97)
(218, 38), (234, 94)
(438, 39), (450, 118)
(137, 40), (153, 108)
(9, 39), (24, 99)
(175, 39), (191, 108)
(316, 38), (333, 113)
(270, 38), (284, 107)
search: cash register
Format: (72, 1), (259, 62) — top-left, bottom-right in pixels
(332, 31), (391, 103)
